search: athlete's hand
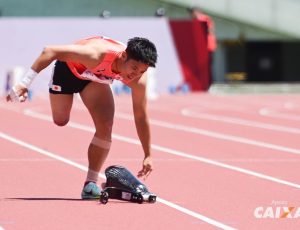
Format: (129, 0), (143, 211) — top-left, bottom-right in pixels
(6, 84), (28, 102)
(137, 156), (153, 180)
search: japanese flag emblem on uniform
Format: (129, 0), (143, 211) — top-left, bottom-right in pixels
(52, 85), (62, 92)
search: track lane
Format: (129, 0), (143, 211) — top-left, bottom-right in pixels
(1, 100), (237, 230)
(1, 94), (300, 230)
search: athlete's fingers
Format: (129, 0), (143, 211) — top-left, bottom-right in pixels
(137, 167), (152, 180)
(137, 169), (144, 177)
(137, 155), (154, 179)
(19, 92), (28, 102)
(137, 167), (147, 177)
(19, 95), (26, 102)
(6, 85), (28, 103)
(143, 168), (153, 180)
(6, 94), (12, 102)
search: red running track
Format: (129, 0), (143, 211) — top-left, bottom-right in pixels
(1, 93), (300, 230)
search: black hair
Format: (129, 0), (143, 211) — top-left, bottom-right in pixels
(125, 37), (157, 67)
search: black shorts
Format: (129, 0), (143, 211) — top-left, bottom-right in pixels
(49, 61), (91, 94)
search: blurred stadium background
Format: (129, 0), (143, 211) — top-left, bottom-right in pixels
(1, 0), (300, 96)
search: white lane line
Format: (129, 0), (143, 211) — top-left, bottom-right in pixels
(114, 111), (300, 157)
(23, 109), (300, 189)
(0, 158), (87, 162)
(3, 157), (298, 163)
(181, 108), (300, 134)
(260, 108), (300, 121)
(0, 132), (236, 230)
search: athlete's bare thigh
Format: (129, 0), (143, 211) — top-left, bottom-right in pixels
(80, 82), (114, 137)
(49, 93), (74, 126)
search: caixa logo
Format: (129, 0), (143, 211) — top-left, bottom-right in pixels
(254, 206), (300, 219)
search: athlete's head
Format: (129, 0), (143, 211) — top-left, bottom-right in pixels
(119, 37), (157, 83)
(125, 37), (157, 68)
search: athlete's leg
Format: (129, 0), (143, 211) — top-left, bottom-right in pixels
(80, 82), (114, 183)
(48, 61), (80, 126)
(49, 93), (73, 126)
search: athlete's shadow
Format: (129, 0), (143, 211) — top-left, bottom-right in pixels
(6, 197), (84, 201)
(5, 198), (149, 204)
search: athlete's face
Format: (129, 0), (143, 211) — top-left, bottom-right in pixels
(119, 54), (149, 83)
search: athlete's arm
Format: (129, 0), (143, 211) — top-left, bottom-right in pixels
(129, 73), (153, 178)
(7, 41), (102, 102)
(31, 44), (100, 73)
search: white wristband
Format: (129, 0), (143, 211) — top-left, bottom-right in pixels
(19, 68), (38, 88)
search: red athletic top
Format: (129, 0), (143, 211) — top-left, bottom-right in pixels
(66, 36), (126, 84)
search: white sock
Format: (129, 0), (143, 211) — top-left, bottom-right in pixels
(85, 169), (99, 183)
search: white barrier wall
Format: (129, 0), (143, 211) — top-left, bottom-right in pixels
(0, 17), (183, 95)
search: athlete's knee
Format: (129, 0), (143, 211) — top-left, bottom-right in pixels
(103, 118), (114, 132)
(95, 117), (114, 134)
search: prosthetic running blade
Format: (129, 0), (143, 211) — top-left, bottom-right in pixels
(99, 165), (156, 204)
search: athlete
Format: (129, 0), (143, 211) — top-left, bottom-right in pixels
(6, 36), (158, 199)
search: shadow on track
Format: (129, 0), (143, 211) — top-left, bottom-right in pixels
(5, 198), (84, 201)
